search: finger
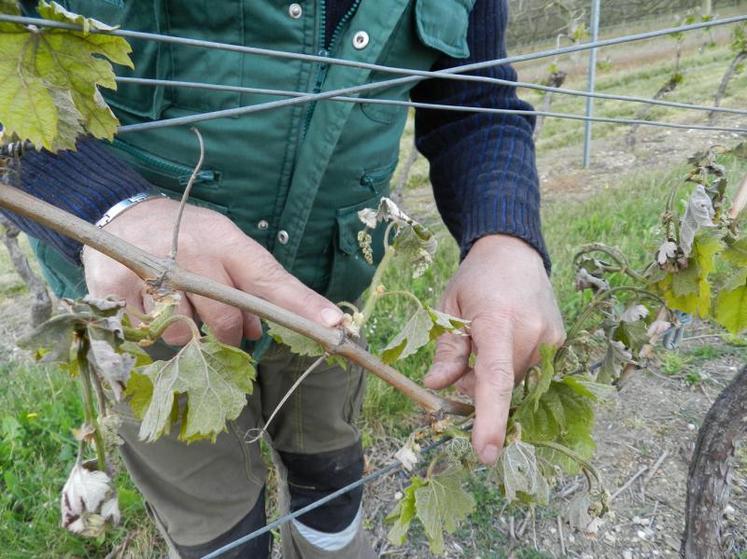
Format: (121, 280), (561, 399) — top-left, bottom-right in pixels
(471, 320), (515, 465)
(243, 313), (263, 341)
(424, 332), (471, 389)
(225, 246), (343, 328)
(455, 370), (476, 398)
(143, 291), (196, 346)
(185, 265), (244, 346)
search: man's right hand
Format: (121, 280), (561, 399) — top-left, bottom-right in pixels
(81, 196), (343, 346)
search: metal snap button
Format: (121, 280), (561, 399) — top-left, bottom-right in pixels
(277, 230), (290, 244)
(257, 219), (269, 230)
(288, 3), (302, 19)
(352, 31), (369, 50)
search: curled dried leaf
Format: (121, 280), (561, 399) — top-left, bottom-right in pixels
(680, 184), (716, 256)
(61, 461), (120, 537)
(575, 268), (609, 292)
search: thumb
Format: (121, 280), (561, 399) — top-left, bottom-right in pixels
(424, 332), (471, 389)
(225, 244), (343, 328)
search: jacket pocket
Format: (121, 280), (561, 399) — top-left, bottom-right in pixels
(110, 139), (228, 215)
(359, 159), (399, 193)
(415, 0), (475, 59)
(324, 196), (387, 304)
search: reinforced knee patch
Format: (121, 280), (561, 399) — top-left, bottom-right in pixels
(278, 441), (364, 533)
(173, 487), (271, 559)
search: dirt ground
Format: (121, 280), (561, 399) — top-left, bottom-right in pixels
(361, 333), (747, 559)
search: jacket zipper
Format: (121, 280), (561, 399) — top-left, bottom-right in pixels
(112, 139), (217, 186)
(302, 0), (363, 137)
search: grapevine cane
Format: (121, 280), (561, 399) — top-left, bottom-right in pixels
(0, 181), (473, 417)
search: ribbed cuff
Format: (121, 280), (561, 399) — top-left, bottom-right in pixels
(1, 138), (152, 263)
(459, 193), (551, 274)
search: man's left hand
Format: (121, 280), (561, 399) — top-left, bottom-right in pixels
(424, 234), (565, 465)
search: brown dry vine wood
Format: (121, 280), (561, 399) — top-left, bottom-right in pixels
(682, 365), (747, 559)
(0, 181), (473, 417)
(0, 213), (52, 326)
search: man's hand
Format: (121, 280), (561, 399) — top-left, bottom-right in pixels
(82, 197), (343, 346)
(423, 234), (565, 465)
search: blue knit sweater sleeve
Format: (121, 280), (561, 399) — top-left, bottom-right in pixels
(0, 139), (151, 262)
(410, 0), (550, 272)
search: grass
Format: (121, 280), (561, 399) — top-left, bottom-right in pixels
(0, 360), (162, 558)
(523, 41), (747, 155)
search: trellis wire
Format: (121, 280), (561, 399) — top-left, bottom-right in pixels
(2, 13), (745, 91)
(113, 76), (747, 134)
(200, 434), (457, 559)
(114, 75), (747, 118)
(3, 13), (746, 134)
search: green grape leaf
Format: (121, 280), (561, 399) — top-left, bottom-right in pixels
(0, 0), (132, 151)
(414, 466), (475, 555)
(0, 1), (20, 15)
(426, 307), (470, 339)
(525, 345), (556, 411)
(267, 321), (325, 357)
(714, 269), (747, 334)
(561, 375), (615, 401)
(131, 331), (256, 443)
(496, 440), (549, 505)
(385, 476), (426, 546)
(513, 380), (595, 474)
(125, 371), (153, 420)
(723, 237), (747, 267)
(655, 233), (721, 317)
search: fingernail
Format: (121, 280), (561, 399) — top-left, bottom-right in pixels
(321, 307), (343, 327)
(481, 444), (500, 465)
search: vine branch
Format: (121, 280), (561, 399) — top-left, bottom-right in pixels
(169, 127), (204, 261)
(0, 182), (472, 417)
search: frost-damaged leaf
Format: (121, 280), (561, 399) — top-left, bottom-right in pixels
(394, 439), (421, 472)
(382, 307), (432, 364)
(267, 321), (324, 357)
(0, 0), (132, 151)
(386, 476), (426, 546)
(513, 381), (595, 474)
(575, 268), (609, 292)
(679, 184), (716, 256)
(86, 327), (134, 401)
(415, 466), (475, 555)
(496, 440), (549, 505)
(621, 304), (648, 323)
(61, 461), (119, 538)
(18, 313), (79, 362)
(656, 240), (677, 266)
(715, 269), (747, 334)
(597, 340), (632, 384)
(381, 305), (467, 364)
(132, 331), (256, 443)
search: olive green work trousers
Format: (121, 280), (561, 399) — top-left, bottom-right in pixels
(116, 341), (376, 558)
